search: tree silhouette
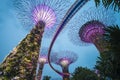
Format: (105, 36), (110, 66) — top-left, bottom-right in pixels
(94, 0), (120, 11)
(95, 25), (120, 80)
(71, 67), (99, 80)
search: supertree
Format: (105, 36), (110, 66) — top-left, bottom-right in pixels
(47, 0), (90, 77)
(67, 6), (116, 53)
(13, 0), (73, 38)
(79, 20), (107, 53)
(0, 0), (73, 79)
(36, 47), (50, 80)
(51, 51), (78, 80)
(51, 77), (62, 80)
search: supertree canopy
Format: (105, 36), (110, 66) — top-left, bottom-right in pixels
(38, 55), (48, 64)
(13, 0), (74, 37)
(79, 20), (107, 52)
(67, 6), (116, 47)
(32, 5), (56, 29)
(51, 51), (78, 80)
(79, 20), (105, 43)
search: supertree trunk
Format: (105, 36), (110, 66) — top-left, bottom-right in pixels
(62, 66), (70, 80)
(91, 34), (109, 53)
(0, 21), (45, 80)
(36, 63), (44, 80)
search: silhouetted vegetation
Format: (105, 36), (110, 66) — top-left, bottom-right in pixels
(94, 0), (120, 11)
(95, 25), (120, 80)
(43, 75), (51, 80)
(71, 67), (99, 80)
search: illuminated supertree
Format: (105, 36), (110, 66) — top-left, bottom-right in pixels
(13, 0), (73, 38)
(79, 20), (107, 53)
(67, 6), (116, 53)
(0, 0), (73, 79)
(51, 51), (78, 80)
(36, 47), (49, 80)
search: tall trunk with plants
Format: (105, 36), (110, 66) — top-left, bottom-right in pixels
(0, 21), (45, 80)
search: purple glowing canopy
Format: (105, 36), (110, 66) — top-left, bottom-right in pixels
(32, 5), (56, 29)
(67, 6), (115, 46)
(51, 51), (78, 67)
(14, 0), (74, 38)
(79, 20), (105, 43)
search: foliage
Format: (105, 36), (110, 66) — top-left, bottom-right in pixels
(71, 67), (99, 80)
(95, 25), (120, 80)
(43, 75), (51, 80)
(94, 0), (120, 11)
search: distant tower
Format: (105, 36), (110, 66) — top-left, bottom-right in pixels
(68, 6), (116, 53)
(51, 51), (78, 80)
(0, 0), (71, 79)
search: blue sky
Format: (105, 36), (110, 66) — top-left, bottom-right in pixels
(0, 0), (120, 79)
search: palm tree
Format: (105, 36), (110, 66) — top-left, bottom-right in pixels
(105, 25), (120, 79)
(94, 0), (120, 11)
(95, 25), (120, 80)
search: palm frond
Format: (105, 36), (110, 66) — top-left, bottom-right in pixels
(94, 0), (120, 11)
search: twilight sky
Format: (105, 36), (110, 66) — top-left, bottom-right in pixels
(0, 0), (120, 79)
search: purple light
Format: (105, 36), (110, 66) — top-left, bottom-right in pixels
(38, 55), (48, 64)
(59, 58), (72, 67)
(32, 5), (56, 29)
(51, 51), (78, 67)
(79, 20), (105, 43)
